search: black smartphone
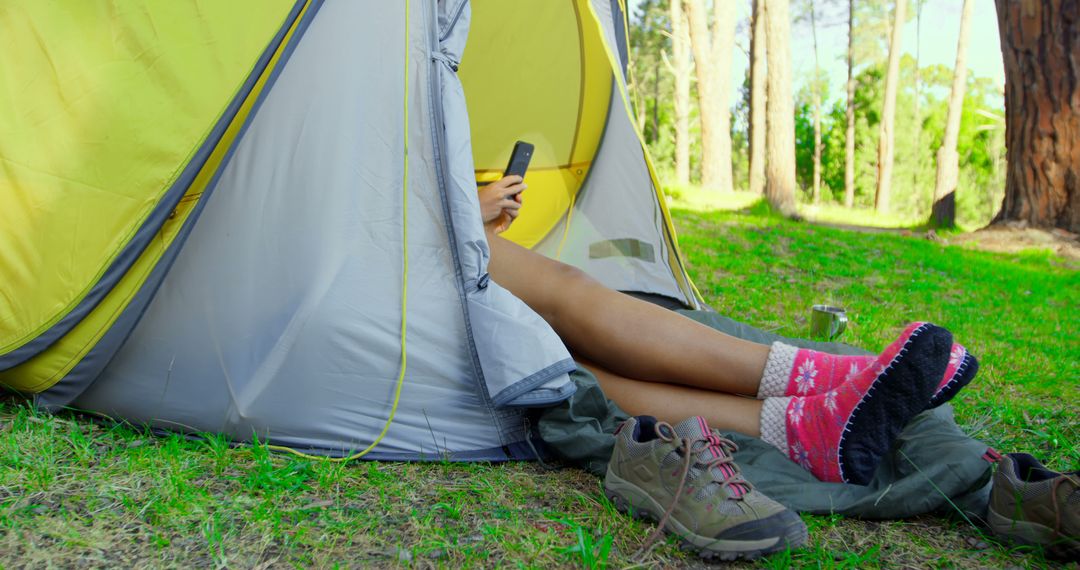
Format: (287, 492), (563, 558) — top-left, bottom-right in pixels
(503, 140), (534, 179)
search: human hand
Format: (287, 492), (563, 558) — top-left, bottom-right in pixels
(489, 195), (523, 234)
(478, 175), (525, 233)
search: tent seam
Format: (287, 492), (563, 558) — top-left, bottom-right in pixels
(423, 0), (510, 446)
(489, 358), (578, 408)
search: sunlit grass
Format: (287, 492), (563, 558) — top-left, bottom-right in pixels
(798, 201), (924, 229)
(666, 183), (985, 231)
(664, 184), (762, 212)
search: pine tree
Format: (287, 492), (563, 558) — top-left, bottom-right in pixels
(748, 0), (767, 195)
(875, 0), (906, 213)
(684, 0), (737, 192)
(930, 0), (974, 228)
(993, 0), (1080, 232)
(764, 0), (797, 215)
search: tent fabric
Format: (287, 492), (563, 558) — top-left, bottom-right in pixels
(460, 0), (702, 309)
(31, 0), (324, 408)
(4, 0), (701, 460)
(0, 0), (303, 370)
(62, 0), (575, 460)
(0, 0), (313, 392)
(532, 91), (686, 301)
(460, 0), (613, 249)
(538, 310), (995, 519)
(432, 1), (578, 409)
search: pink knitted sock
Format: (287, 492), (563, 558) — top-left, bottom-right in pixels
(757, 323), (952, 485)
(756, 323), (978, 408)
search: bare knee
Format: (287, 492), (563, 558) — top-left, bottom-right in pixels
(541, 260), (602, 326)
(486, 233), (603, 327)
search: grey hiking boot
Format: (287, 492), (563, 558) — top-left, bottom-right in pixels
(988, 452), (1080, 561)
(604, 415), (807, 560)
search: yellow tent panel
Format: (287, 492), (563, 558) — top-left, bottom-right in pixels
(460, 0), (612, 249)
(0, 0), (298, 363)
(0, 1), (312, 392)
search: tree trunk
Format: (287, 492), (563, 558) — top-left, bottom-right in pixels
(685, 0), (736, 192)
(653, 44), (661, 143)
(713, 0), (737, 191)
(628, 34), (646, 134)
(844, 0), (856, 208)
(811, 1), (822, 204)
(670, 0), (692, 186)
(930, 0), (974, 229)
(993, 0), (1080, 233)
(913, 0), (922, 194)
(765, 0), (798, 215)
(876, 0), (906, 213)
(749, 0), (768, 195)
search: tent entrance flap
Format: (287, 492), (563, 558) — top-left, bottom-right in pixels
(462, 0), (703, 309)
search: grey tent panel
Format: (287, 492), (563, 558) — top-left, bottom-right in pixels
(534, 90), (686, 303)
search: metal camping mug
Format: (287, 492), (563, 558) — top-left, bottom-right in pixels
(810, 305), (847, 340)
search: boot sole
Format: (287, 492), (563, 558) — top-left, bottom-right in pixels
(839, 323), (951, 484)
(930, 351), (979, 408)
(604, 471), (808, 561)
(988, 506), (1080, 560)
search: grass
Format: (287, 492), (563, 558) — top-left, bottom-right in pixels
(2, 200), (1077, 568)
(665, 186), (923, 229)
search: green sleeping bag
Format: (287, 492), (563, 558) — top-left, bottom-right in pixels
(537, 311), (994, 520)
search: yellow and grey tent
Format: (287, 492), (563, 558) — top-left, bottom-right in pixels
(0, 0), (702, 459)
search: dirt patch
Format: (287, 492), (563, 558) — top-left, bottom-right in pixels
(948, 223), (1080, 263)
(813, 219), (1080, 266)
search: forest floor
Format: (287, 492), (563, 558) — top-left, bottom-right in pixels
(1, 201), (1077, 568)
(949, 224), (1080, 263)
(672, 187), (1080, 263)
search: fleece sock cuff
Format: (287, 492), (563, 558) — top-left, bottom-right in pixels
(759, 396), (791, 451)
(757, 342), (799, 398)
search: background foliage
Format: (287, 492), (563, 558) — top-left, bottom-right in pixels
(629, 0), (1006, 228)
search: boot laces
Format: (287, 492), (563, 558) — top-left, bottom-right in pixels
(1050, 473), (1080, 540)
(632, 421), (751, 559)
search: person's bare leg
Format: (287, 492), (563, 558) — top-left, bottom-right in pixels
(486, 232), (769, 396)
(576, 358), (762, 437)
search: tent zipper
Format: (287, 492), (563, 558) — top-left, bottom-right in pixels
(425, 0), (505, 434)
(430, 50), (459, 72)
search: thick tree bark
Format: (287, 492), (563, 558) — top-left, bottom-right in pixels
(811, 1), (822, 204)
(670, 0), (692, 185)
(844, 0), (856, 208)
(993, 0), (1080, 233)
(685, 0), (737, 192)
(749, 0), (768, 195)
(876, 0), (906, 213)
(930, 0), (975, 228)
(765, 0), (798, 215)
